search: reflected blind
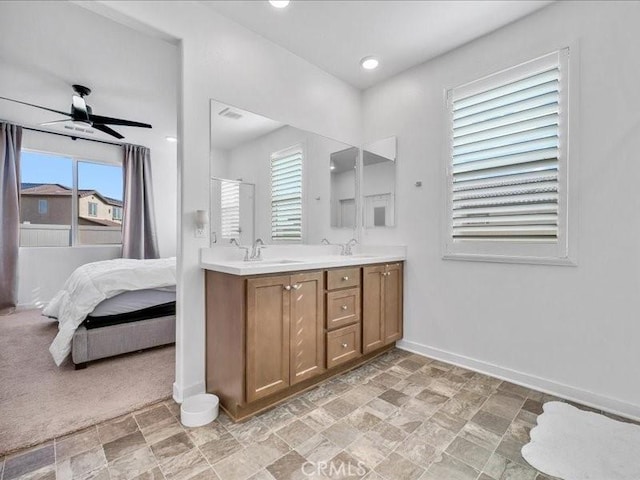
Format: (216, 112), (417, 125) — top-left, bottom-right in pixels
(220, 180), (240, 239)
(449, 56), (562, 241)
(271, 147), (303, 241)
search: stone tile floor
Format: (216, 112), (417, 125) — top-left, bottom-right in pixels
(2, 349), (637, 480)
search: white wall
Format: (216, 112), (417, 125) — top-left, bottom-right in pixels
(0, 1), (178, 305)
(93, 0), (362, 401)
(362, 1), (640, 417)
(225, 125), (358, 244)
(18, 246), (121, 309)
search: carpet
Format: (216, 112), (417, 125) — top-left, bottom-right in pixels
(522, 401), (640, 480)
(0, 309), (174, 456)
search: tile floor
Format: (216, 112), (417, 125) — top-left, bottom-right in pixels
(2, 349), (636, 480)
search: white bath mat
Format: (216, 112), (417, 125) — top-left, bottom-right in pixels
(522, 401), (640, 480)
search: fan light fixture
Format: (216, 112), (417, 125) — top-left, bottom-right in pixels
(360, 56), (379, 70)
(269, 0), (290, 8)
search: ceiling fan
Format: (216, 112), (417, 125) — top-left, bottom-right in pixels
(0, 84), (152, 139)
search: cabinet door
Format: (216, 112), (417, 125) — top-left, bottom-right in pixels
(362, 265), (385, 354)
(383, 263), (403, 345)
(246, 275), (291, 402)
(289, 271), (325, 385)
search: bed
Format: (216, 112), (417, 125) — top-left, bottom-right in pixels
(44, 257), (177, 368)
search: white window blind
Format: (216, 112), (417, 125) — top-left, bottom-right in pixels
(447, 50), (569, 248)
(271, 146), (303, 241)
(220, 180), (240, 239)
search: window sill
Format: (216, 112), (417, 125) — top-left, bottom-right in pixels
(442, 252), (577, 267)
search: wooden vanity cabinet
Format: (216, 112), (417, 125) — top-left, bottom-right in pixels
(205, 261), (403, 421)
(246, 271), (324, 403)
(363, 263), (403, 354)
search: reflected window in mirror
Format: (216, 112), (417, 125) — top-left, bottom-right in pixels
(363, 136), (397, 228)
(210, 178), (255, 245)
(271, 145), (303, 242)
(220, 180), (240, 239)
(330, 146), (358, 229)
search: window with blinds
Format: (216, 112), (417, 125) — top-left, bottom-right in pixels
(271, 146), (303, 241)
(445, 49), (572, 263)
(220, 180), (240, 239)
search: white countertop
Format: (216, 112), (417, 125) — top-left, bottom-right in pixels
(200, 244), (406, 276)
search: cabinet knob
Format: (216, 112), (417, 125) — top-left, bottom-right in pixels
(342, 276), (349, 281)
(341, 343), (348, 348)
(341, 305), (348, 310)
(284, 285), (292, 291)
(292, 284), (302, 290)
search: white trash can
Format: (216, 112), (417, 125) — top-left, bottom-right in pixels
(180, 393), (219, 427)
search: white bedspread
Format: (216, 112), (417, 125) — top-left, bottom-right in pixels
(44, 257), (177, 365)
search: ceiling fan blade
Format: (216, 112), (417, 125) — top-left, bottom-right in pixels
(89, 113), (152, 129)
(0, 96), (71, 117)
(92, 124), (124, 140)
(40, 119), (73, 126)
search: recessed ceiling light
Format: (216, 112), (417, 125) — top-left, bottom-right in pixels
(269, 0), (290, 8)
(360, 56), (379, 70)
(166, 136), (177, 143)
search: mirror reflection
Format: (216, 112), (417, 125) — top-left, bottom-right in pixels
(210, 178), (255, 246)
(330, 147), (358, 229)
(209, 99), (359, 244)
(362, 136), (397, 228)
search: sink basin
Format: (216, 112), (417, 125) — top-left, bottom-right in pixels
(253, 259), (304, 265)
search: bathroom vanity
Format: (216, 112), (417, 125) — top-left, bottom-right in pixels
(201, 247), (405, 421)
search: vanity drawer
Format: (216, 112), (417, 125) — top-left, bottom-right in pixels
(327, 267), (360, 291)
(326, 288), (360, 330)
(326, 324), (361, 369)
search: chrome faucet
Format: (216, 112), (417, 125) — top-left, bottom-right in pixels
(342, 238), (358, 256)
(250, 238), (266, 261)
(230, 238), (250, 261)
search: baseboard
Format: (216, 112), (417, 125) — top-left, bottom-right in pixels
(172, 380), (205, 404)
(397, 339), (640, 422)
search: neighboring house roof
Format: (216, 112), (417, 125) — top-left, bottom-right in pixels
(20, 183), (71, 195)
(105, 196), (124, 208)
(21, 183), (123, 206)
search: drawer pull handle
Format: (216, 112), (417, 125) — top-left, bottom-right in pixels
(341, 305), (348, 310)
(292, 284), (301, 290)
(342, 276), (349, 281)
(341, 343), (348, 348)
(284, 285), (291, 291)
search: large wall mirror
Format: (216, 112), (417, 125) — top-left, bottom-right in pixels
(362, 136), (397, 228)
(209, 99), (359, 245)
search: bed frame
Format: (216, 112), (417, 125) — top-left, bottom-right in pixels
(71, 314), (176, 369)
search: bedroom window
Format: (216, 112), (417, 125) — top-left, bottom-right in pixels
(77, 161), (123, 245)
(20, 152), (73, 247)
(220, 180), (241, 239)
(19, 150), (123, 247)
(443, 48), (575, 265)
(271, 145), (303, 242)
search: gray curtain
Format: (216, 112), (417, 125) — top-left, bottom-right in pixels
(0, 123), (23, 315)
(122, 144), (160, 259)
